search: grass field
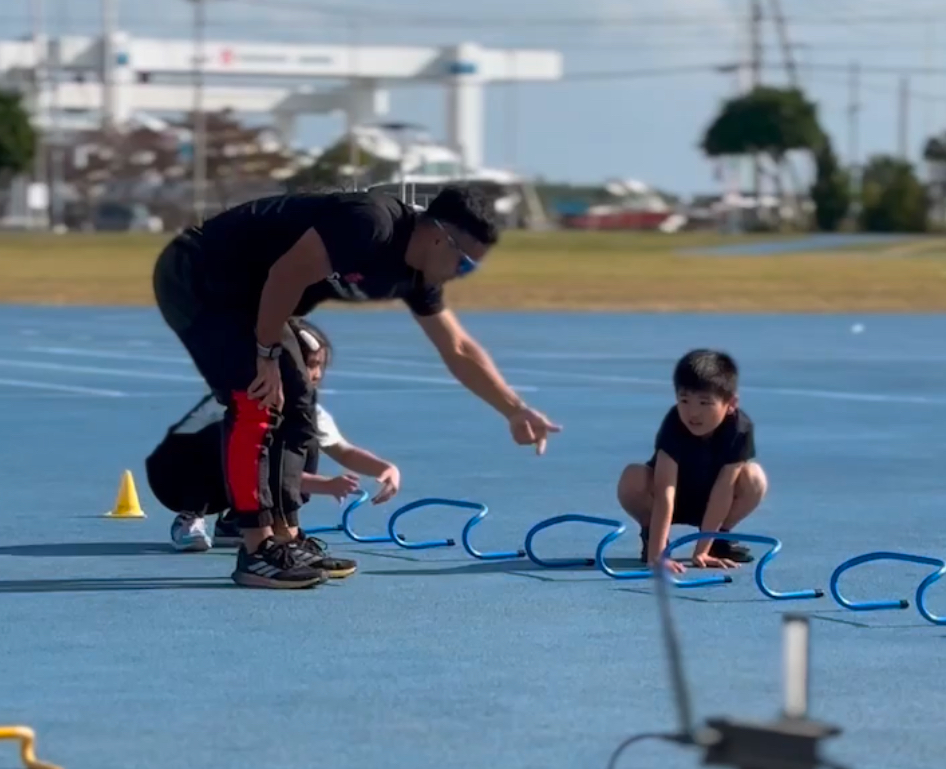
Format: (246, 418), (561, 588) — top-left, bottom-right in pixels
(0, 229), (944, 311)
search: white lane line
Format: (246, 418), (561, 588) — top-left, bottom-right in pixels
(357, 357), (946, 406)
(25, 346), (539, 391)
(0, 378), (128, 397)
(29, 346), (184, 363)
(0, 358), (202, 382)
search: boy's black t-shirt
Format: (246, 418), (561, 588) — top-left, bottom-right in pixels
(178, 191), (444, 318)
(646, 407), (756, 516)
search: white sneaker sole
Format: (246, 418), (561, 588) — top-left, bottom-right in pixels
(172, 536), (212, 552)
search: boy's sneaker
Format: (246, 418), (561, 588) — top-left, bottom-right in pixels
(639, 530), (650, 563)
(291, 534), (358, 579)
(213, 513), (243, 548)
(640, 529), (754, 564)
(709, 539), (754, 564)
(231, 538), (329, 589)
(170, 514), (212, 552)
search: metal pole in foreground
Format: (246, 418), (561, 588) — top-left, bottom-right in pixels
(29, 0), (48, 229)
(191, 0), (207, 224)
(101, 0), (117, 131)
(699, 614), (846, 769)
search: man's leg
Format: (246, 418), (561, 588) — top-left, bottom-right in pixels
(270, 326), (358, 579)
(171, 315), (327, 589)
(268, 322), (317, 540)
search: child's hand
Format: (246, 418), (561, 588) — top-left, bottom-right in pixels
(372, 464), (401, 505)
(691, 553), (739, 570)
(648, 556), (687, 575)
(326, 473), (361, 503)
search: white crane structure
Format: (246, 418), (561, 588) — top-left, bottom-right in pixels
(0, 24), (562, 226)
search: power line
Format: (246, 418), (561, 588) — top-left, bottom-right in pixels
(794, 62), (946, 76)
(807, 69), (946, 104)
(3, 3), (946, 32)
(544, 60), (946, 85)
(557, 63), (724, 83)
(216, 0), (946, 30)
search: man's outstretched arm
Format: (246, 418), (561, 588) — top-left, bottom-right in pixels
(413, 310), (562, 452)
(415, 309), (524, 417)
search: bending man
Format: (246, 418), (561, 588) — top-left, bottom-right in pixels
(152, 185), (561, 590)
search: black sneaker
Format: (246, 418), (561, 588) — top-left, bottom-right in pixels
(641, 529), (754, 564)
(231, 538), (329, 589)
(214, 512), (243, 548)
(639, 529), (651, 562)
(291, 534), (358, 579)
(709, 538), (754, 564)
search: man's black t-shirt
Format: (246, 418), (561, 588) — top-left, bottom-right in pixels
(179, 191), (443, 318)
(646, 406), (756, 520)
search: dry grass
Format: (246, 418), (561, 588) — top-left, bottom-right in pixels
(0, 230), (944, 311)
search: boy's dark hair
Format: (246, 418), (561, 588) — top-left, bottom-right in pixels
(673, 349), (739, 401)
(289, 317), (333, 369)
(422, 185), (500, 246)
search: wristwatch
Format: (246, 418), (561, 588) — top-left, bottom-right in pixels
(256, 342), (283, 360)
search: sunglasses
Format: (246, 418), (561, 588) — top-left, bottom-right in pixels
(434, 219), (478, 276)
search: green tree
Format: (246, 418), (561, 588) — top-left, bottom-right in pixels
(61, 125), (184, 229)
(285, 136), (398, 192)
(859, 154), (928, 233)
(0, 90), (36, 177)
(194, 109), (295, 210)
(702, 86), (823, 161)
(809, 138), (851, 232)
(702, 86), (824, 228)
(922, 134), (946, 228)
(0, 90), (36, 216)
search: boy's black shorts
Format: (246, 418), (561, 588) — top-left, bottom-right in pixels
(668, 500), (705, 528)
(643, 457), (706, 528)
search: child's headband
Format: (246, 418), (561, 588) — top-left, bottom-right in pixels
(297, 329), (321, 354)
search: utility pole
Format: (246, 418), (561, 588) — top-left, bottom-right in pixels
(29, 0), (48, 228)
(749, 1), (763, 89)
(346, 19), (360, 192)
(749, 0), (763, 216)
(847, 61), (861, 196)
(847, 62), (860, 168)
(923, 23), (934, 141)
(101, 0), (116, 131)
(191, 0), (207, 224)
(899, 75), (910, 160)
(49, 31), (63, 231)
(768, 0), (798, 87)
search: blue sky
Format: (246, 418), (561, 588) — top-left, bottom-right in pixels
(4, 0), (946, 195)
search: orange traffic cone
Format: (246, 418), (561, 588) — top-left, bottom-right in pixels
(104, 470), (146, 519)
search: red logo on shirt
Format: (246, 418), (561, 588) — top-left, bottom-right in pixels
(343, 273), (364, 283)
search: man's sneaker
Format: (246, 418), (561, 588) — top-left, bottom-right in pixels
(170, 514), (212, 552)
(231, 538), (329, 589)
(213, 513), (243, 548)
(709, 538), (754, 563)
(291, 534), (358, 579)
